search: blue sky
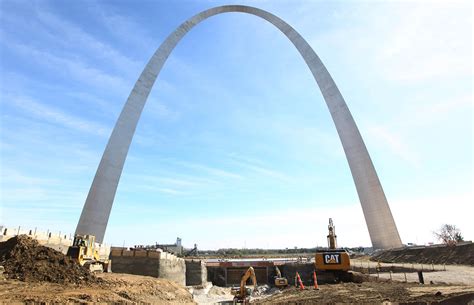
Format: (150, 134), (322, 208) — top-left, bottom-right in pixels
(0, 0), (472, 249)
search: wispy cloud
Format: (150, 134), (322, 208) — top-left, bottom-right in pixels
(307, 1), (472, 84)
(92, 6), (156, 54)
(374, 3), (472, 83)
(178, 161), (244, 180)
(6, 94), (110, 137)
(33, 8), (142, 75)
(367, 125), (420, 168)
(144, 97), (180, 121)
(228, 155), (293, 182)
(4, 41), (129, 91)
(0, 169), (59, 186)
(139, 185), (184, 195)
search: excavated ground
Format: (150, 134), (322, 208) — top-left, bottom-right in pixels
(1, 236), (472, 304)
(253, 281), (474, 304)
(0, 235), (97, 284)
(0, 235), (194, 303)
(0, 273), (195, 304)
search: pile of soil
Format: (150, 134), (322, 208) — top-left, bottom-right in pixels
(0, 235), (98, 284)
(371, 243), (474, 266)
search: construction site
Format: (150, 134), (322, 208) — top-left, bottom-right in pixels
(1, 1), (473, 304)
(1, 219), (473, 304)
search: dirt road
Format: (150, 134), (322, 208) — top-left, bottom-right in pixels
(0, 273), (194, 304)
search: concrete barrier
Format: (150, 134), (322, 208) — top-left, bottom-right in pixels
(0, 226), (74, 254)
(110, 249), (186, 285)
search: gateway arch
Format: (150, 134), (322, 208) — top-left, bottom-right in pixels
(75, 5), (402, 249)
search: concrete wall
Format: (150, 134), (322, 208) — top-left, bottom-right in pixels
(158, 254), (186, 285)
(207, 266), (227, 287)
(207, 263), (316, 287)
(0, 226), (72, 254)
(110, 249), (186, 285)
(0, 226), (110, 256)
(185, 260), (207, 286)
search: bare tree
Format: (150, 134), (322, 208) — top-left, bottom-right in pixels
(434, 224), (464, 246)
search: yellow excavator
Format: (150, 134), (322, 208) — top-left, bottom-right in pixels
(231, 266), (257, 304)
(274, 266), (288, 288)
(66, 234), (111, 272)
(314, 218), (352, 282)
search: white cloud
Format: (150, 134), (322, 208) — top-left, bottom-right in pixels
(308, 1), (472, 84)
(367, 125), (420, 167)
(110, 202), (371, 249)
(0, 169), (58, 186)
(374, 2), (472, 83)
(144, 97), (180, 121)
(34, 9), (142, 75)
(390, 192), (474, 245)
(6, 94), (110, 137)
(139, 185), (184, 195)
(105, 191), (473, 249)
(178, 161), (244, 180)
(5, 42), (129, 91)
(94, 8), (156, 53)
(229, 156), (293, 182)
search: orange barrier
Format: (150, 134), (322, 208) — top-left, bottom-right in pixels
(296, 272), (305, 290)
(313, 270), (319, 290)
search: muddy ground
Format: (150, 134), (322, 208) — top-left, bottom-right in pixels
(0, 273), (194, 304)
(254, 281), (474, 304)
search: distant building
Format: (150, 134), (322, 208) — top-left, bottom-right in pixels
(133, 237), (183, 255)
(156, 237), (183, 255)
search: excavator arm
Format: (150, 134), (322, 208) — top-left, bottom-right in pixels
(275, 266), (282, 278)
(239, 267), (257, 298)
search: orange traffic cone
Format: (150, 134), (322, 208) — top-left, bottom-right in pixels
(296, 272), (305, 290)
(313, 270), (319, 290)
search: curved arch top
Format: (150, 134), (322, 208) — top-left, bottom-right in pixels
(75, 5), (402, 249)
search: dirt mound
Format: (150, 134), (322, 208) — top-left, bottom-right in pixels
(0, 235), (98, 284)
(371, 243), (474, 266)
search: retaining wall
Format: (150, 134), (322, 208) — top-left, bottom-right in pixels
(0, 227), (110, 257)
(279, 263), (315, 286)
(110, 249), (186, 285)
(206, 263), (316, 287)
(185, 259), (207, 286)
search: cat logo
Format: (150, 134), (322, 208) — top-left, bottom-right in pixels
(323, 253), (341, 264)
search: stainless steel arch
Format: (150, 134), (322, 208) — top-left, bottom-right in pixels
(75, 5), (402, 249)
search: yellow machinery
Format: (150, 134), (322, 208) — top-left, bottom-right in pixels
(314, 218), (351, 282)
(66, 234), (111, 272)
(231, 266), (257, 304)
(274, 266), (288, 288)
